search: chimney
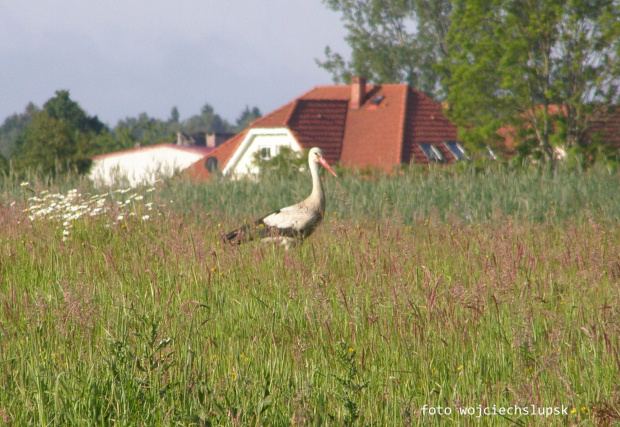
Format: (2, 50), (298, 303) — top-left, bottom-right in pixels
(350, 77), (366, 110)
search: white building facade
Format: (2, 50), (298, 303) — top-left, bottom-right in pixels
(89, 144), (210, 187)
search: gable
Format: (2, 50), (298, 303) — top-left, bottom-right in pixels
(222, 128), (300, 176)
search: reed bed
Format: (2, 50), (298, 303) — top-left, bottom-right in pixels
(0, 164), (618, 425)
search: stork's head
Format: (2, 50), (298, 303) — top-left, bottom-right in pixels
(309, 147), (337, 177)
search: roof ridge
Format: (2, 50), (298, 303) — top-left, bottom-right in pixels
(90, 142), (210, 160)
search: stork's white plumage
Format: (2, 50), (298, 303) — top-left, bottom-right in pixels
(223, 147), (337, 247)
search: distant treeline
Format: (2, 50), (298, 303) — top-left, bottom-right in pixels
(0, 90), (261, 176)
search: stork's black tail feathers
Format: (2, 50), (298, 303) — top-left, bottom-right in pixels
(221, 212), (300, 246)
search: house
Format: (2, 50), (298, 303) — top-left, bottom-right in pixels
(89, 143), (213, 187)
(586, 105), (620, 149)
(496, 104), (620, 157)
(186, 77), (464, 180)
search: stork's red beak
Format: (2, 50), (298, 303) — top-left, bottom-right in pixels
(318, 157), (337, 177)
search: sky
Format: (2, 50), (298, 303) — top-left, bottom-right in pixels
(0, 1), (350, 127)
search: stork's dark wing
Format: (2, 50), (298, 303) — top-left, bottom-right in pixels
(222, 208), (297, 244)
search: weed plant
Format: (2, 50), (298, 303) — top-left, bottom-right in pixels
(0, 163), (618, 425)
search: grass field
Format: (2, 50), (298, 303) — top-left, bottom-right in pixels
(0, 164), (619, 425)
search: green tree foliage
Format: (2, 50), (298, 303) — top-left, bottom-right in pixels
(235, 105), (262, 131)
(11, 110), (92, 175)
(318, 0), (453, 98)
(0, 103), (38, 158)
(182, 103), (232, 134)
(0, 153), (8, 174)
(43, 90), (107, 135)
(10, 91), (113, 175)
(169, 106), (180, 124)
(115, 113), (175, 147)
(252, 146), (307, 178)
(444, 0), (620, 167)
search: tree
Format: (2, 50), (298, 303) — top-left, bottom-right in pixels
(11, 110), (92, 175)
(43, 90), (107, 135)
(444, 0), (620, 167)
(0, 153), (8, 174)
(235, 106), (262, 131)
(0, 102), (38, 158)
(182, 103), (232, 134)
(10, 91), (114, 175)
(169, 106), (180, 123)
(318, 0), (453, 98)
(115, 113), (174, 146)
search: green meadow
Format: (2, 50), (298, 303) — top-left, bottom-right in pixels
(0, 163), (618, 425)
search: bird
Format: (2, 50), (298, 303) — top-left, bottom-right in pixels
(222, 147), (337, 248)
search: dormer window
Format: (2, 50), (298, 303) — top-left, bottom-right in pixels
(418, 143), (444, 162)
(443, 141), (469, 161)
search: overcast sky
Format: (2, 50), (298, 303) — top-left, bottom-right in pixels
(0, 1), (350, 126)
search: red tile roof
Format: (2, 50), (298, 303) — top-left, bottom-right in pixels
(587, 105), (620, 148)
(286, 99), (348, 164)
(403, 90), (458, 163)
(496, 104), (620, 152)
(184, 131), (246, 180)
(91, 143), (212, 160)
(187, 80), (459, 179)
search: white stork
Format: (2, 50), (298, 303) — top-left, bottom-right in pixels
(222, 147), (337, 248)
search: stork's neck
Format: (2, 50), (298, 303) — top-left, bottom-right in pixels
(307, 159), (325, 213)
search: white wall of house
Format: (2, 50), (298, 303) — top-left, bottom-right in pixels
(89, 145), (206, 187)
(223, 128), (301, 177)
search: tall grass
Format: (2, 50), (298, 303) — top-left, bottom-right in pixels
(157, 162), (619, 226)
(0, 164), (618, 425)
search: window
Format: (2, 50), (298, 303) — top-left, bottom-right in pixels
(443, 141), (469, 161)
(205, 157), (219, 172)
(370, 95), (385, 105)
(487, 146), (498, 160)
(418, 143), (444, 162)
(259, 146), (272, 161)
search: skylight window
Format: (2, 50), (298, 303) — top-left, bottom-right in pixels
(418, 143), (443, 162)
(443, 141), (469, 161)
(370, 95), (385, 105)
